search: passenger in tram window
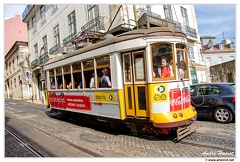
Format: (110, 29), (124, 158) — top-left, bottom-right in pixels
(67, 82), (72, 90)
(89, 71), (95, 88)
(160, 57), (170, 78)
(59, 83), (63, 89)
(51, 81), (56, 89)
(153, 55), (162, 78)
(100, 68), (111, 88)
(177, 61), (186, 79)
(77, 75), (83, 90)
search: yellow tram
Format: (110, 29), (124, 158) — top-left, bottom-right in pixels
(43, 27), (198, 141)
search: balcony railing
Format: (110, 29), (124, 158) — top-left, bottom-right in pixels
(22, 5), (34, 20)
(63, 32), (77, 46)
(31, 59), (39, 68)
(81, 16), (105, 32)
(39, 52), (48, 65)
(49, 44), (60, 55)
(183, 25), (197, 39)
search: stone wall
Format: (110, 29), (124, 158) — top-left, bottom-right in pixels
(210, 60), (235, 83)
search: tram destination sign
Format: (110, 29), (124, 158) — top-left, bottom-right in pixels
(138, 13), (168, 28)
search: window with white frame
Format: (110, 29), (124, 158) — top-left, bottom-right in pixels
(87, 5), (99, 21)
(34, 43), (38, 58)
(218, 57), (223, 64)
(164, 5), (173, 21)
(53, 25), (60, 46)
(68, 11), (76, 35)
(32, 16), (36, 32)
(181, 7), (189, 26)
(206, 57), (211, 67)
(42, 35), (47, 54)
(188, 46), (195, 60)
(14, 78), (16, 87)
(40, 5), (46, 22)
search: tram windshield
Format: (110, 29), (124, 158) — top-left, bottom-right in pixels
(151, 43), (174, 79)
(151, 43), (189, 80)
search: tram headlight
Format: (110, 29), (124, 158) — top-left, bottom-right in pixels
(178, 112), (183, 117)
(173, 113), (178, 118)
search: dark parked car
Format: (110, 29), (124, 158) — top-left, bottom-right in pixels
(190, 83), (235, 123)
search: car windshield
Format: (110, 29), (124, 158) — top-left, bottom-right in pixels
(230, 84), (235, 92)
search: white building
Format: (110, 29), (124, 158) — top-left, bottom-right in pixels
(22, 4), (203, 101)
(5, 41), (31, 99)
(200, 36), (235, 83)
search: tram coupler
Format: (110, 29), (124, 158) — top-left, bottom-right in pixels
(174, 122), (199, 142)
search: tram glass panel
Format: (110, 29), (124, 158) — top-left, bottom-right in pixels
(151, 43), (174, 79)
(63, 65), (71, 89)
(123, 54), (131, 82)
(55, 67), (63, 89)
(133, 52), (147, 111)
(96, 55), (111, 88)
(49, 69), (56, 89)
(83, 59), (94, 88)
(176, 43), (188, 79)
(72, 62), (82, 89)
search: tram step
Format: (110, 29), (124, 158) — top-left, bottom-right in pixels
(174, 122), (199, 142)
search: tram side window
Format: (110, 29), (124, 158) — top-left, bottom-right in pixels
(96, 55), (111, 88)
(49, 69), (55, 89)
(63, 65), (71, 89)
(56, 67), (63, 89)
(176, 44), (188, 79)
(151, 43), (174, 79)
(83, 59), (94, 88)
(72, 62), (82, 89)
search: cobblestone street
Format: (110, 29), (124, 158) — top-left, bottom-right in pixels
(5, 99), (236, 158)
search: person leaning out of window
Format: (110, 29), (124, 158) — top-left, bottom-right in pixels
(158, 57), (170, 77)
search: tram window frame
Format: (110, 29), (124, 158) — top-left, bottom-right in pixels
(133, 51), (146, 81)
(72, 61), (82, 89)
(122, 53), (132, 82)
(83, 59), (94, 88)
(63, 65), (71, 89)
(49, 69), (56, 89)
(176, 43), (189, 79)
(150, 43), (175, 80)
(55, 67), (63, 89)
(96, 55), (111, 88)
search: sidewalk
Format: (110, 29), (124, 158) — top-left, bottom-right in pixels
(5, 97), (45, 105)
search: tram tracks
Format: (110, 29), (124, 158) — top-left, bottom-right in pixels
(178, 132), (235, 153)
(5, 113), (104, 157)
(5, 126), (46, 157)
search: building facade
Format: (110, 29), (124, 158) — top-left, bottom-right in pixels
(200, 36), (235, 83)
(4, 15), (29, 99)
(5, 41), (31, 99)
(22, 4), (202, 101)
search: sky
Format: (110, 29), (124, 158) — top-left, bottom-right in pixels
(3, 4), (236, 45)
(194, 4), (236, 44)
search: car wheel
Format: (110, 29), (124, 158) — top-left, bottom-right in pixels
(214, 107), (233, 123)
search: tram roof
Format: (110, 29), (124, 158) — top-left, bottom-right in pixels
(44, 27), (186, 66)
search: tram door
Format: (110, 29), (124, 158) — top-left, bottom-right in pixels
(122, 51), (149, 118)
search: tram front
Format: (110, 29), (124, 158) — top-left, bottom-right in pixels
(146, 40), (198, 141)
